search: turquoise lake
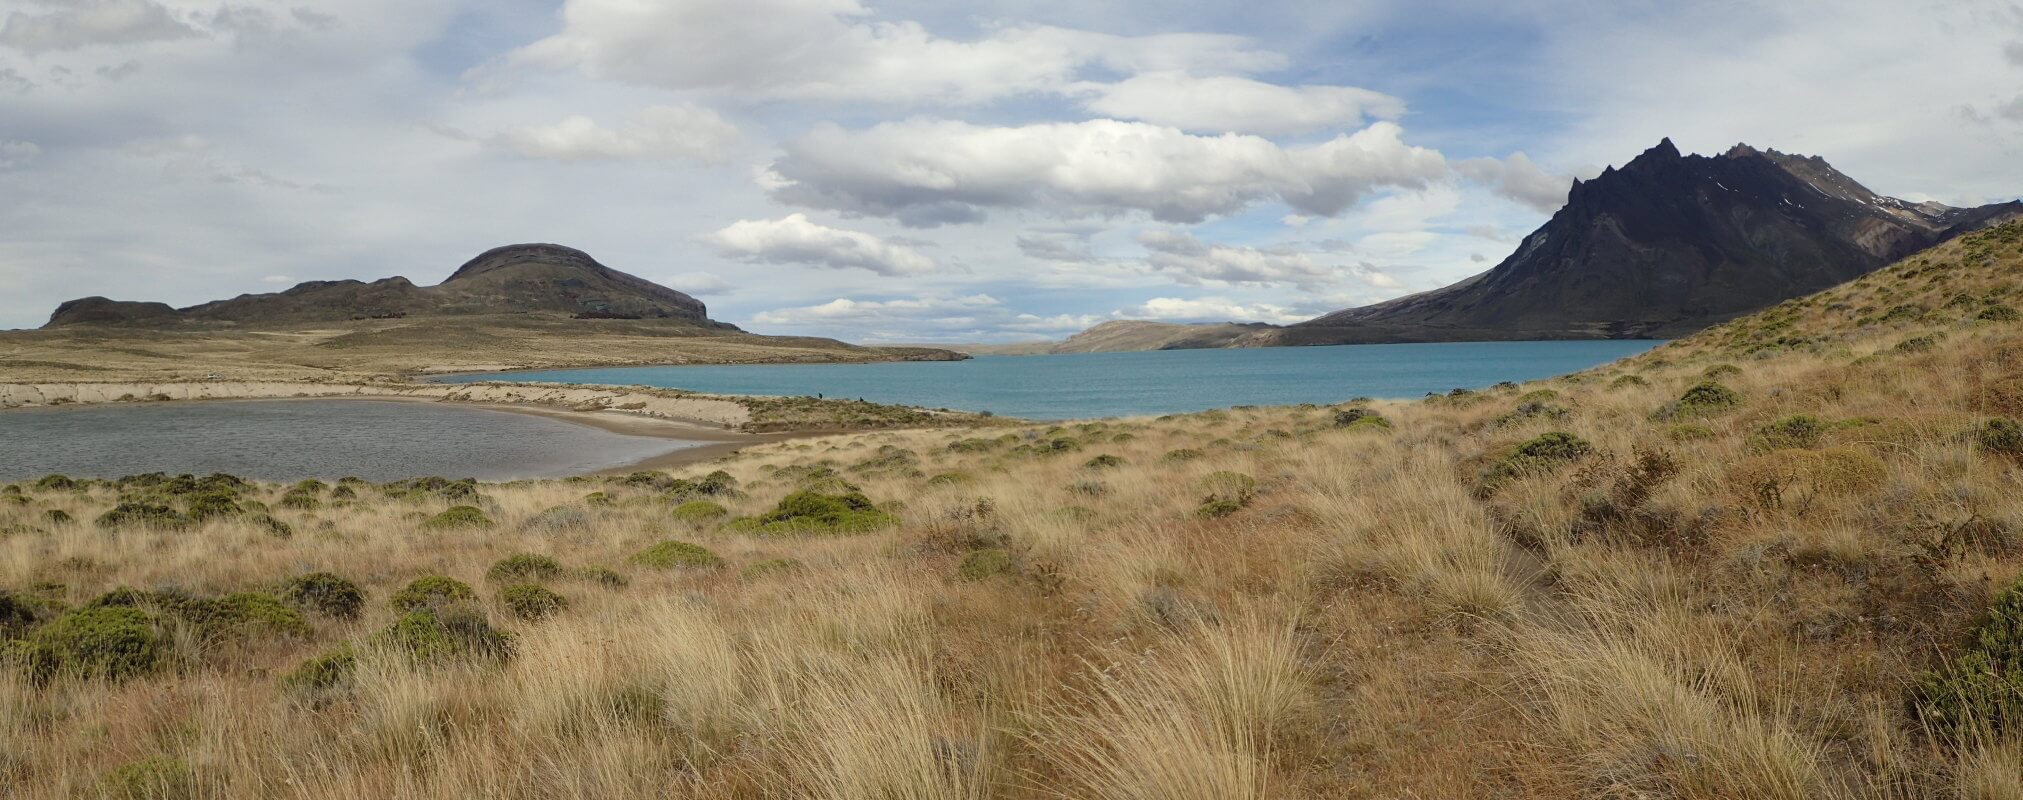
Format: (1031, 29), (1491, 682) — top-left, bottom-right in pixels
(439, 340), (1667, 420)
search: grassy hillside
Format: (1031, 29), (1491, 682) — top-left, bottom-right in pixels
(2, 222), (2021, 798)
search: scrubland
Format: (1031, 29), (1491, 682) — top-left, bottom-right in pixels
(3, 222), (2022, 799)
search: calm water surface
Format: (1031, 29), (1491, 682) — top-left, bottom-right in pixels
(0, 399), (698, 482)
(441, 340), (1666, 420)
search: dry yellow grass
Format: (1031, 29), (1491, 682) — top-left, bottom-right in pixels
(2, 222), (2022, 798)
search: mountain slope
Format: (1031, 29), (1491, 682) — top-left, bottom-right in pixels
(46, 244), (721, 328)
(1286, 139), (2021, 341)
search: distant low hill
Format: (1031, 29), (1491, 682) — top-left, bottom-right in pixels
(917, 320), (1269, 356)
(47, 244), (725, 328)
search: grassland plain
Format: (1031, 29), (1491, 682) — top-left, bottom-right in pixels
(2, 222), (2022, 799)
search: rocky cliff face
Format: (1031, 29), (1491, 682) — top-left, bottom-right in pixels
(1292, 139), (2022, 340)
(46, 244), (723, 328)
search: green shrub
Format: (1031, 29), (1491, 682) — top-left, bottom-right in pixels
(373, 607), (513, 663)
(281, 647), (356, 696)
(1702, 364), (1742, 380)
(34, 474), (78, 491)
(1196, 498), (1246, 519)
(101, 756), (194, 800)
(1483, 432), (1595, 486)
(499, 584), (568, 620)
(926, 471), (973, 487)
(1, 588), (42, 635)
(249, 513), (293, 538)
(383, 476), (480, 502)
(22, 605), (167, 682)
(630, 540), (723, 569)
(1609, 374), (1650, 389)
(1977, 418), (2023, 458)
(276, 488), (320, 510)
(422, 505), (493, 530)
(280, 572), (364, 619)
(208, 592), (312, 638)
(292, 479), (328, 494)
(671, 500), (730, 522)
(1977, 304), (2020, 322)
(946, 437), (1000, 453)
(576, 566), (628, 588)
(486, 553), (565, 583)
(1667, 424), (1718, 442)
(1083, 454), (1126, 470)
(740, 558), (805, 579)
(388, 575), (475, 612)
(45, 509), (74, 526)
(1753, 414), (1828, 450)
(184, 491), (243, 521)
(1332, 408), (1390, 429)
(1911, 575), (2023, 741)
(1658, 381), (1742, 419)
(723, 490), (897, 536)
(957, 548), (1015, 580)
(1161, 448), (1207, 463)
(96, 502), (190, 530)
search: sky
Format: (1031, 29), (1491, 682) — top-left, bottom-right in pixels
(1, 0), (2020, 341)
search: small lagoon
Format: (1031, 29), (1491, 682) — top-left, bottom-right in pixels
(0, 399), (699, 482)
(441, 340), (1666, 420)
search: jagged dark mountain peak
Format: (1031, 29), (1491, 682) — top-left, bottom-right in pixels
(44, 245), (721, 329)
(1297, 139), (2021, 340)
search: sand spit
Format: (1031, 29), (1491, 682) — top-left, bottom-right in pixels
(0, 381), (752, 429)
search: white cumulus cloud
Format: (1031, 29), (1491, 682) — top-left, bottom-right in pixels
(1078, 72), (1406, 135)
(496, 105), (740, 163)
(508, 0), (1277, 105)
(0, 0), (201, 55)
(1124, 296), (1310, 324)
(1454, 152), (1574, 212)
(766, 119), (1449, 226)
(1138, 230), (1401, 291)
(704, 213), (935, 276)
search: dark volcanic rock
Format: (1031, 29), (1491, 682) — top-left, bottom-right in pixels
(44, 244), (724, 328)
(1291, 139), (2022, 341)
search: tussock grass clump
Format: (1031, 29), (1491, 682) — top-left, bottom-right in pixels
(499, 584), (568, 620)
(279, 572), (363, 619)
(523, 505), (591, 532)
(630, 540), (723, 569)
(422, 505), (493, 530)
(487, 553), (565, 583)
(724, 490), (897, 535)
(388, 575), (476, 612)
(1196, 471), (1259, 518)
(671, 499), (729, 522)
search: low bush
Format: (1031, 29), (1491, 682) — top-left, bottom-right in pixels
(1977, 304), (2020, 322)
(1483, 432), (1595, 487)
(34, 474), (78, 491)
(671, 500), (730, 522)
(21, 605), (168, 682)
(1753, 414), (1828, 450)
(1333, 407), (1392, 430)
(421, 505), (493, 530)
(95, 502), (189, 530)
(499, 584), (568, 620)
(576, 566), (628, 588)
(723, 490), (897, 536)
(44, 509), (73, 526)
(1609, 374), (1650, 389)
(1160, 448), (1206, 463)
(486, 553), (565, 583)
(383, 476), (480, 502)
(373, 606), (513, 663)
(741, 558), (804, 579)
(184, 491), (242, 521)
(280, 572), (363, 619)
(630, 540), (723, 569)
(957, 548), (1015, 580)
(281, 647), (356, 697)
(1656, 381), (1742, 419)
(1911, 575), (2023, 741)
(1083, 454), (1126, 470)
(388, 575), (476, 612)
(1976, 418), (2023, 458)
(926, 471), (973, 487)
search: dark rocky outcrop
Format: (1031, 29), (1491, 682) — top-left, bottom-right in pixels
(45, 244), (725, 328)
